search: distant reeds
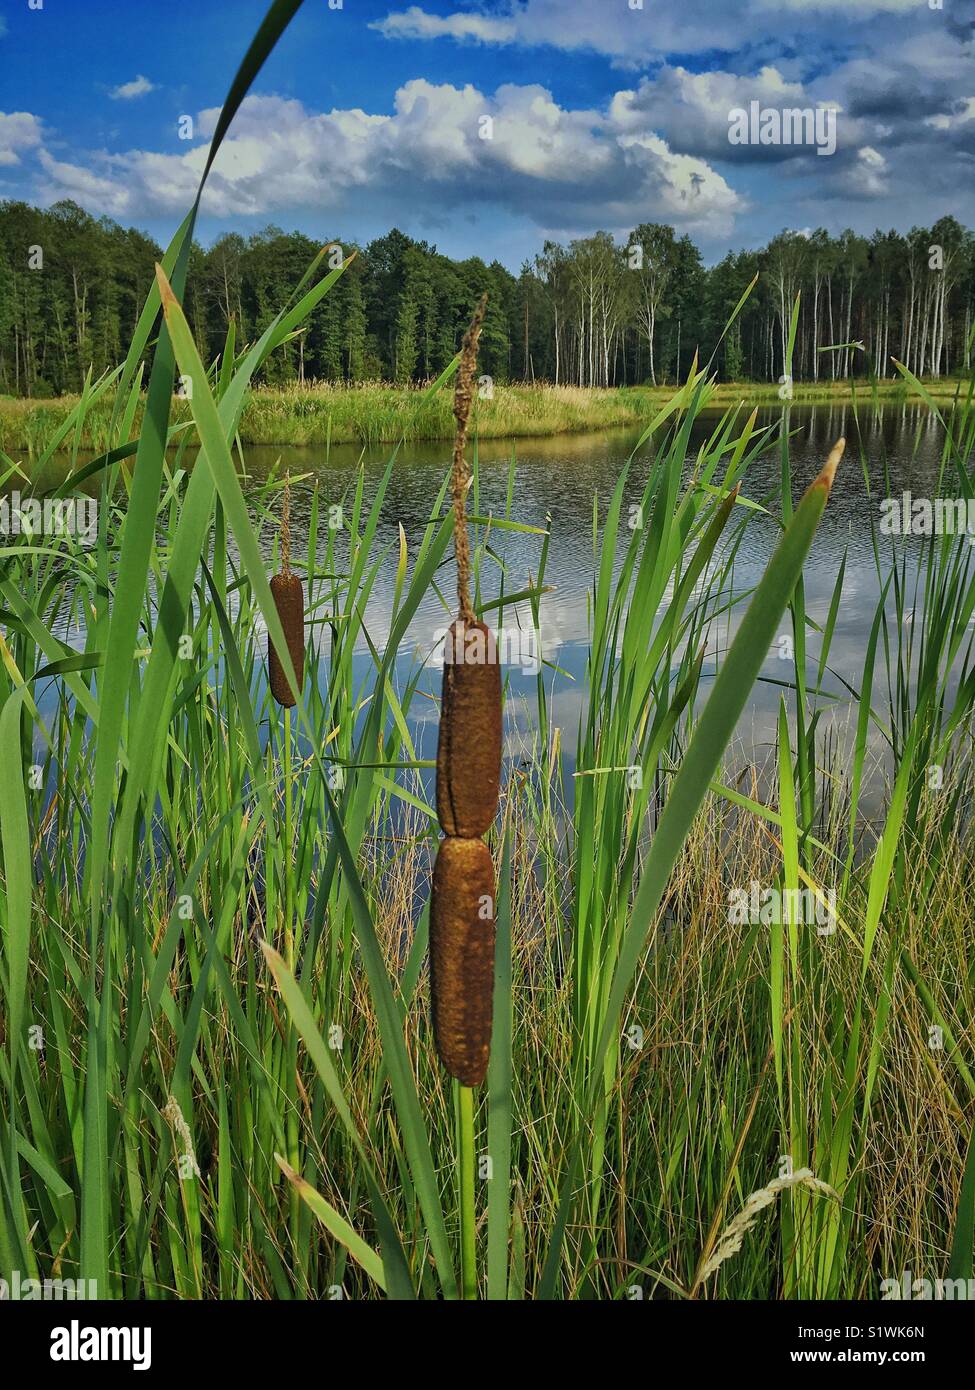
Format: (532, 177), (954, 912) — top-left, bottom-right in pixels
(0, 379), (958, 460)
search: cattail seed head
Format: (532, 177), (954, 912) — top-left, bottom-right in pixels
(428, 296), (500, 1088)
(268, 572), (304, 708)
(436, 618), (501, 838)
(268, 474), (305, 708)
(430, 836), (496, 1086)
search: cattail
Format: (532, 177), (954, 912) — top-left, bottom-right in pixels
(436, 618), (501, 838)
(429, 293), (501, 1087)
(268, 475), (305, 708)
(430, 837), (496, 1086)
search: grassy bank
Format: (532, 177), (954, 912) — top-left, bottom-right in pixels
(0, 374), (967, 458)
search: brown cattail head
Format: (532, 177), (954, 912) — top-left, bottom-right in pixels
(430, 836), (495, 1086)
(428, 296), (500, 1087)
(268, 572), (304, 707)
(268, 478), (304, 707)
(436, 618), (501, 838)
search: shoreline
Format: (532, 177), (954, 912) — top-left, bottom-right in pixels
(0, 379), (964, 456)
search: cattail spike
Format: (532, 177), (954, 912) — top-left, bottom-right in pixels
(429, 293), (500, 1088)
(436, 619), (501, 838)
(268, 476), (304, 707)
(430, 837), (496, 1086)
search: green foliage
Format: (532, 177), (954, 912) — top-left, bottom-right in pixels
(2, 2), (974, 1307)
(4, 199), (972, 398)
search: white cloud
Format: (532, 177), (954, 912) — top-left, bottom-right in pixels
(754, 0), (919, 9)
(110, 75), (156, 100)
(928, 97), (975, 131)
(372, 0), (935, 61)
(617, 132), (741, 228)
(374, 1), (738, 59)
(372, 6), (516, 44)
(0, 111), (42, 167)
(609, 65), (870, 166)
(829, 145), (889, 198)
(36, 149), (140, 214)
(35, 85), (744, 236)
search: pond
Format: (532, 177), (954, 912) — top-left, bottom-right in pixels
(238, 402), (954, 782)
(34, 400), (962, 799)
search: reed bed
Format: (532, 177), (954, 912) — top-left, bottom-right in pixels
(2, 378), (968, 462)
(0, 383), (652, 461)
(1, 365), (974, 1297)
(1, 3), (974, 1303)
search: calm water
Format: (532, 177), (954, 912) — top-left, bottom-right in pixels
(39, 402), (961, 789)
(241, 403), (953, 774)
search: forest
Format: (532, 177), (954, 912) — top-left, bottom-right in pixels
(0, 199), (972, 398)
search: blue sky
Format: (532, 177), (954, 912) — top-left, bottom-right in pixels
(1, 0), (973, 266)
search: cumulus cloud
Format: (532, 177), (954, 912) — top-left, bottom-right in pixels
(13, 0), (970, 250)
(0, 111), (42, 168)
(945, 0), (975, 41)
(841, 59), (967, 130)
(753, 0), (923, 10)
(374, 0), (745, 61)
(611, 66), (867, 164)
(814, 36), (975, 174)
(833, 145), (889, 197)
(372, 6), (516, 44)
(927, 99), (975, 131)
(930, 102), (975, 157)
(109, 75), (156, 100)
(36, 149), (137, 214)
(33, 84), (743, 236)
(603, 36), (974, 215)
(373, 0), (944, 62)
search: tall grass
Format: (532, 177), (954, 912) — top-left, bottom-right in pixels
(1, 0), (974, 1301)
(2, 379), (969, 462)
(0, 384), (654, 461)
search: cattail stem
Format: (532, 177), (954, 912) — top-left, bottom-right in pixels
(281, 703), (300, 1251)
(451, 295), (487, 625)
(458, 1082), (477, 1300)
(431, 295), (495, 1304)
(283, 703), (295, 965)
(281, 472), (291, 577)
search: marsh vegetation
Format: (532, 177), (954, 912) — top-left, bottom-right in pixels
(1, 3), (974, 1303)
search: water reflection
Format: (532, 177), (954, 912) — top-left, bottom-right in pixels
(34, 402), (961, 802)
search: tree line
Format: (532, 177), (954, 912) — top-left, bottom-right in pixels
(1, 199), (973, 398)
